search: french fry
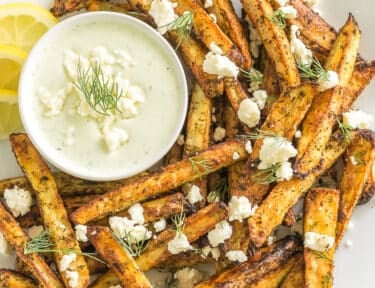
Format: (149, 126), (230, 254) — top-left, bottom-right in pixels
(51, 0), (90, 16)
(10, 133), (89, 288)
(87, 0), (133, 12)
(71, 140), (247, 224)
(136, 202), (228, 271)
(0, 269), (37, 288)
(242, 0), (300, 89)
(336, 131), (375, 244)
(262, 58), (280, 116)
(207, 0), (252, 69)
(161, 249), (214, 269)
(304, 188), (340, 288)
(224, 79), (249, 112)
(195, 236), (303, 288)
(0, 202), (64, 288)
(90, 270), (120, 288)
(280, 256), (305, 288)
(247, 130), (355, 247)
(294, 15), (361, 177)
(88, 226), (153, 288)
(164, 142), (184, 165)
(358, 178), (375, 205)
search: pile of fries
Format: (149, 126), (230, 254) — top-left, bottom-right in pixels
(0, 0), (374, 287)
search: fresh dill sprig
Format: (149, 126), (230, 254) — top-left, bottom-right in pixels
(297, 57), (329, 82)
(171, 206), (186, 235)
(353, 151), (366, 165)
(239, 129), (286, 145)
(189, 157), (212, 179)
(241, 68), (264, 84)
(270, 9), (287, 28)
(252, 162), (282, 184)
(160, 12), (195, 48)
(312, 251), (333, 263)
(208, 177), (229, 202)
(114, 232), (149, 257)
(24, 230), (105, 263)
(337, 119), (354, 144)
(74, 60), (123, 116)
(165, 274), (178, 288)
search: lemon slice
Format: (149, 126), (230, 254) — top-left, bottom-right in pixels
(0, 3), (57, 52)
(0, 44), (27, 90)
(0, 89), (23, 139)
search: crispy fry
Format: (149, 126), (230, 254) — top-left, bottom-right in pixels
(242, 0), (300, 89)
(336, 131), (375, 244)
(161, 250), (214, 269)
(87, 0), (133, 12)
(247, 130), (355, 247)
(10, 133), (89, 288)
(280, 257), (305, 288)
(90, 270), (120, 288)
(358, 180), (375, 205)
(208, 0), (252, 69)
(294, 15), (361, 176)
(0, 202), (63, 288)
(88, 226), (152, 288)
(136, 202), (228, 271)
(195, 236), (303, 288)
(262, 58), (280, 116)
(71, 140), (247, 224)
(304, 188), (339, 288)
(51, 0), (90, 16)
(224, 79), (249, 112)
(0, 269), (37, 288)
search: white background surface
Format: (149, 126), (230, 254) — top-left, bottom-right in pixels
(0, 0), (374, 287)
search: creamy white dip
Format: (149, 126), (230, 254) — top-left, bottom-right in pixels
(20, 13), (187, 180)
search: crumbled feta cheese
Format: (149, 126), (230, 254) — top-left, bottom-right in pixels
(251, 90), (268, 109)
(349, 155), (358, 166)
(318, 70), (339, 92)
(345, 240), (353, 248)
(60, 253), (77, 272)
(258, 137), (297, 170)
(295, 130), (302, 138)
(228, 196), (257, 222)
(304, 231), (334, 252)
(209, 13), (217, 23)
(38, 85), (71, 117)
(174, 267), (204, 288)
(65, 270), (79, 288)
(213, 127), (226, 142)
(210, 247), (221, 260)
(290, 25), (313, 66)
(177, 134), (185, 145)
(113, 49), (135, 68)
(149, 0), (178, 34)
(200, 245), (221, 260)
(343, 109), (373, 129)
(232, 151), (240, 160)
(128, 203), (145, 225)
(186, 185), (203, 205)
(207, 221), (232, 247)
(275, 0), (287, 6)
(28, 225), (44, 239)
(0, 232), (11, 255)
(204, 0), (213, 8)
(203, 44), (239, 78)
(207, 191), (220, 203)
(153, 218), (167, 232)
(303, 0), (319, 8)
(245, 140), (253, 154)
(109, 216), (152, 243)
(279, 6), (297, 19)
(237, 98), (261, 128)
(275, 161), (294, 181)
(3, 186), (32, 217)
(225, 250), (248, 262)
(90, 46), (116, 65)
(167, 233), (193, 254)
(102, 126), (129, 152)
(75, 224), (88, 242)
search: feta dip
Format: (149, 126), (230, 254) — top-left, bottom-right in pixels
(20, 13), (187, 180)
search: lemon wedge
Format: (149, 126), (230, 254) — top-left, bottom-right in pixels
(0, 44), (27, 90)
(0, 89), (23, 139)
(0, 3), (57, 52)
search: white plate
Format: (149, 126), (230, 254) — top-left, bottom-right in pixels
(0, 0), (374, 287)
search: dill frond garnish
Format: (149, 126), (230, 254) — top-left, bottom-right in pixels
(74, 60), (123, 116)
(160, 12), (195, 48)
(241, 68), (264, 84)
(171, 207), (186, 235)
(114, 232), (149, 257)
(189, 157), (212, 179)
(208, 177), (229, 202)
(238, 129), (286, 145)
(337, 119), (354, 144)
(312, 251), (334, 263)
(270, 9), (287, 28)
(252, 162), (282, 184)
(297, 57), (329, 82)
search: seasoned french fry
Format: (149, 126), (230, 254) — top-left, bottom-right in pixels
(262, 58), (280, 115)
(224, 79), (249, 112)
(280, 256), (305, 288)
(71, 140), (247, 224)
(0, 269), (37, 288)
(51, 0), (90, 16)
(336, 131), (375, 244)
(207, 0), (252, 69)
(160, 250), (214, 269)
(294, 15), (361, 177)
(195, 236), (303, 288)
(90, 270), (120, 288)
(304, 188), (339, 288)
(87, 0), (133, 12)
(0, 202), (63, 288)
(247, 130), (355, 247)
(358, 178), (375, 205)
(242, 0), (300, 89)
(88, 226), (152, 288)
(136, 202), (228, 271)
(10, 133), (89, 288)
